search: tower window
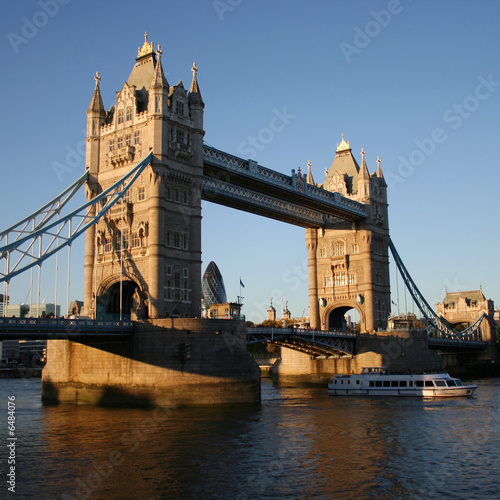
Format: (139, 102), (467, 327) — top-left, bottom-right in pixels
(117, 109), (124, 125)
(176, 101), (184, 116)
(176, 129), (185, 144)
(138, 186), (146, 201)
(131, 232), (141, 248)
(125, 134), (131, 146)
(332, 240), (345, 256)
(117, 136), (123, 149)
(126, 106), (132, 121)
(133, 130), (141, 145)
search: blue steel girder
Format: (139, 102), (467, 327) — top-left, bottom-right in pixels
(203, 145), (367, 225)
(202, 177), (327, 228)
(389, 238), (485, 340)
(0, 152), (153, 284)
(246, 328), (355, 356)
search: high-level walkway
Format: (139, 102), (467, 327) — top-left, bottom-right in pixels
(202, 145), (367, 227)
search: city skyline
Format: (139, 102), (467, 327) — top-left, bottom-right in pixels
(1, 0), (499, 322)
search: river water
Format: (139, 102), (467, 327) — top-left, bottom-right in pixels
(0, 376), (499, 499)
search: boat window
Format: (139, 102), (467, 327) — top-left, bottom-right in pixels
(383, 381), (390, 387)
(356, 380), (360, 384)
(446, 380), (457, 387)
(375, 381), (382, 387)
(408, 381), (413, 387)
(455, 380), (463, 386)
(435, 380), (446, 387)
(425, 381), (434, 387)
(400, 380), (407, 387)
(369, 381), (374, 387)
(416, 381), (424, 387)
(391, 381), (398, 387)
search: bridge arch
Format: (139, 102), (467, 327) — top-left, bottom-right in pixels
(96, 274), (147, 321)
(322, 301), (364, 333)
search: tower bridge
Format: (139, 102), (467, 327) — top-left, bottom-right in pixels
(0, 34), (496, 406)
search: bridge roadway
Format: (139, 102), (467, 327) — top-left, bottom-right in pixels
(0, 319), (488, 355)
(202, 145), (368, 228)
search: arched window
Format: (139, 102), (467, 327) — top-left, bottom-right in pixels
(332, 240), (345, 256)
(126, 106), (132, 121)
(117, 109), (124, 124)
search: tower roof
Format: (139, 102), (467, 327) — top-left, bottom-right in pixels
(88, 71), (105, 114)
(150, 45), (169, 90)
(188, 62), (203, 104)
(359, 148), (370, 179)
(324, 134), (360, 194)
(306, 160), (315, 186)
(126, 33), (157, 111)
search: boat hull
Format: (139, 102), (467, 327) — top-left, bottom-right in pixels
(327, 387), (477, 397)
(327, 368), (477, 397)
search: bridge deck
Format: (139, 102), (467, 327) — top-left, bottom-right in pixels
(0, 317), (134, 340)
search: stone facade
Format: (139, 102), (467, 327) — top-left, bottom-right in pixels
(273, 331), (444, 380)
(306, 136), (391, 332)
(42, 318), (261, 407)
(83, 34), (204, 320)
(435, 289), (495, 342)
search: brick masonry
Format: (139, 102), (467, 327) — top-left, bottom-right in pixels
(273, 330), (444, 381)
(42, 319), (261, 407)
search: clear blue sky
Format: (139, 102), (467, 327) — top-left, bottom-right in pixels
(1, 0), (499, 321)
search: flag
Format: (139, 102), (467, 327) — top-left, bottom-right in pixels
(240, 279), (245, 288)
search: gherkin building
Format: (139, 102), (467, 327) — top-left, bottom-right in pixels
(201, 261), (227, 306)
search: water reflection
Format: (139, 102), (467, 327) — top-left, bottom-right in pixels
(1, 378), (498, 499)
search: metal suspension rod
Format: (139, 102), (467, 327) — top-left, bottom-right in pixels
(0, 151), (153, 284)
(389, 238), (484, 339)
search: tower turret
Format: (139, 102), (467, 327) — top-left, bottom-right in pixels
(358, 147), (371, 201)
(86, 72), (106, 175)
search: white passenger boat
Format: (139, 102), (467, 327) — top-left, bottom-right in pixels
(328, 367), (477, 397)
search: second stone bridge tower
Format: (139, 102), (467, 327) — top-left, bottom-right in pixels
(306, 136), (391, 333)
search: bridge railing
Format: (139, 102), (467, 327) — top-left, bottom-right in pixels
(247, 327), (356, 338)
(0, 317), (134, 332)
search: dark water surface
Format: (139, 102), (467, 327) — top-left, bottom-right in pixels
(0, 377), (499, 499)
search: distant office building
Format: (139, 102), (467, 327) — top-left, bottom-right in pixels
(201, 261), (227, 307)
(1, 339), (46, 363)
(4, 304), (30, 318)
(0, 294), (8, 317)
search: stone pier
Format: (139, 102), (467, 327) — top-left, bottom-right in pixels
(42, 319), (261, 407)
(272, 330), (444, 382)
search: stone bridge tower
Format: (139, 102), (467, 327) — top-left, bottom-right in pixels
(307, 135), (390, 333)
(436, 289), (497, 343)
(83, 34), (205, 320)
